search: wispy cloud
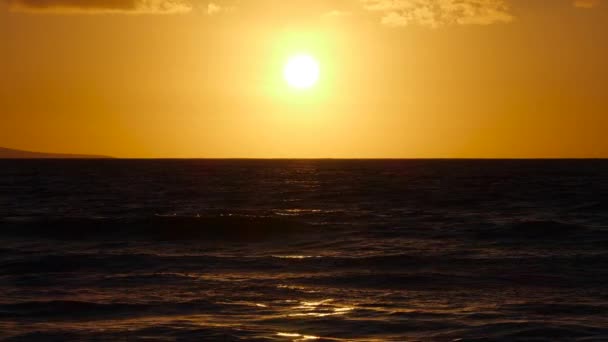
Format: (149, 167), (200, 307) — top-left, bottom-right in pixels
(206, 2), (221, 15)
(573, 0), (601, 8)
(322, 10), (352, 19)
(361, 0), (514, 28)
(206, 1), (235, 15)
(6, 0), (193, 14)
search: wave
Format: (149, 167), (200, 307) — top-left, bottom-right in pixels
(3, 216), (606, 248)
(0, 215), (311, 241)
(436, 322), (608, 341)
(4, 251), (608, 281)
(290, 265), (608, 290)
(499, 302), (608, 316)
(0, 299), (246, 321)
(1, 253), (287, 276)
(5, 328), (272, 342)
(5, 321), (608, 342)
(473, 220), (603, 240)
(0, 300), (150, 319)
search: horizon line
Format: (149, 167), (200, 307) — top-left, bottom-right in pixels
(2, 157), (608, 160)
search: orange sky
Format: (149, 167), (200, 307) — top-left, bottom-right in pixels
(1, 0), (607, 158)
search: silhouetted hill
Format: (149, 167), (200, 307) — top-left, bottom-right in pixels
(0, 147), (112, 159)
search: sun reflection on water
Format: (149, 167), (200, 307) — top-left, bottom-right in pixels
(277, 332), (320, 341)
(272, 255), (321, 259)
(288, 298), (355, 318)
(277, 284), (319, 293)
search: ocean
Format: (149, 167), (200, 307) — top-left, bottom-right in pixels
(1, 159), (607, 341)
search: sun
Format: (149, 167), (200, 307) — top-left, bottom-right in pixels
(284, 55), (320, 89)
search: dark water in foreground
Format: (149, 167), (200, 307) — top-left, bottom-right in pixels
(1, 160), (608, 341)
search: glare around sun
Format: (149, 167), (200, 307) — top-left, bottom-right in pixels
(284, 55), (320, 89)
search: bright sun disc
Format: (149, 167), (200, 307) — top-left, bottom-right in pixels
(284, 55), (320, 89)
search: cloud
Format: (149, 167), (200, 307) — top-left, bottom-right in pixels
(206, 2), (220, 14)
(6, 0), (193, 14)
(206, 1), (235, 15)
(573, 0), (600, 8)
(321, 10), (352, 22)
(380, 11), (408, 26)
(322, 10), (352, 18)
(361, 0), (514, 28)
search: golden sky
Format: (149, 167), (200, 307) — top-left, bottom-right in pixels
(1, 0), (607, 158)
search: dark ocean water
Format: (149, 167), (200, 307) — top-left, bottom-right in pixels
(1, 160), (607, 341)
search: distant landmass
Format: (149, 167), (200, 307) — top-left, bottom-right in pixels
(0, 147), (112, 159)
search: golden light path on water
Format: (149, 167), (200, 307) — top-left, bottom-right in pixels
(14, 304), (352, 341)
(289, 299), (355, 318)
(30, 289), (355, 341)
(277, 332), (321, 340)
